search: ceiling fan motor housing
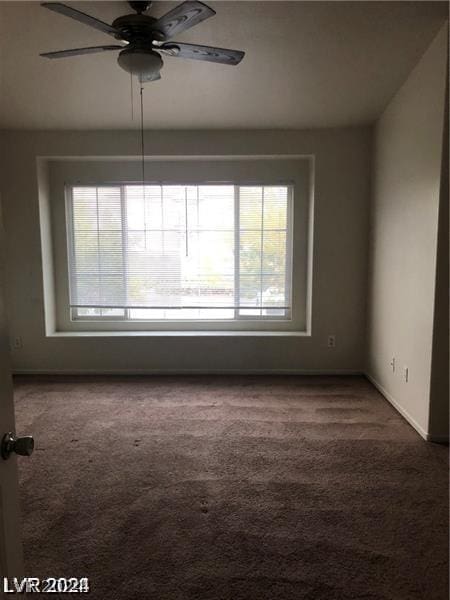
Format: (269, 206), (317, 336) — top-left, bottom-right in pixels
(112, 13), (165, 42)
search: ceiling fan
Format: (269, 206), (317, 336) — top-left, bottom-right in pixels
(40, 0), (245, 82)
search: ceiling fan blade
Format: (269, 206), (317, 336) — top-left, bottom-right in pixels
(152, 1), (215, 41)
(159, 42), (244, 65)
(40, 45), (124, 59)
(41, 3), (121, 38)
(139, 72), (162, 83)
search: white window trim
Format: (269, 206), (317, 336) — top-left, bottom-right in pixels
(66, 183), (294, 323)
(41, 156), (312, 334)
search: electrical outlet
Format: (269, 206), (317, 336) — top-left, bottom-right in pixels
(13, 336), (23, 350)
(390, 357), (396, 372)
(404, 366), (409, 383)
(327, 335), (336, 348)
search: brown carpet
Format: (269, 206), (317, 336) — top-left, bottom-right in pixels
(14, 375), (448, 600)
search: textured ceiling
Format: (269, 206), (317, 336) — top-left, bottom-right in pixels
(0, 1), (447, 129)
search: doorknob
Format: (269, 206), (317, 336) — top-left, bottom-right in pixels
(1, 432), (34, 460)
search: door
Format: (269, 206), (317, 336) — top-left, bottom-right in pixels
(0, 198), (24, 578)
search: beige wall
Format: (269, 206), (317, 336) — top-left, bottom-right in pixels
(367, 25), (448, 440)
(0, 128), (371, 373)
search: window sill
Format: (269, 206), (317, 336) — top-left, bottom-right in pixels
(47, 330), (310, 338)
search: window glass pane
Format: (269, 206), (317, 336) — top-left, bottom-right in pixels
(127, 231), (145, 252)
(99, 231), (123, 274)
(240, 187), (262, 229)
(195, 186), (234, 230)
(262, 274), (286, 307)
(128, 308), (234, 320)
(262, 308), (286, 317)
(128, 308), (166, 319)
(239, 231), (261, 275)
(126, 186), (146, 230)
(73, 275), (100, 306)
(239, 275), (262, 307)
(146, 186), (163, 229)
(101, 308), (125, 317)
(263, 231), (286, 274)
(188, 230), (234, 302)
(73, 307), (125, 319)
(74, 307), (101, 317)
(68, 183), (291, 321)
(196, 308), (234, 319)
(263, 187), (288, 230)
(162, 186), (185, 229)
(72, 187), (97, 231)
(100, 275), (126, 306)
(73, 231), (99, 275)
(239, 308), (262, 317)
(98, 187), (121, 230)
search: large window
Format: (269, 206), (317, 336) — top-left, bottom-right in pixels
(41, 157), (310, 334)
(67, 184), (293, 322)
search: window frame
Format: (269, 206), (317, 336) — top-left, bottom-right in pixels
(66, 183), (294, 324)
(46, 157), (311, 334)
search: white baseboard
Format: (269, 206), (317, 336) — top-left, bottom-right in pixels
(365, 373), (449, 443)
(13, 368), (363, 376)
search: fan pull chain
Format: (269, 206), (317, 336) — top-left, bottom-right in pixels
(185, 187), (189, 257)
(140, 85), (145, 193)
(130, 71), (134, 121)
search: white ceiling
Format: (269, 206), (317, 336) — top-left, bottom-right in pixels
(0, 1), (447, 130)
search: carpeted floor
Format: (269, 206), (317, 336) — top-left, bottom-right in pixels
(13, 375), (448, 600)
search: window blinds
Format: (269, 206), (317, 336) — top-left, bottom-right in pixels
(67, 184), (292, 317)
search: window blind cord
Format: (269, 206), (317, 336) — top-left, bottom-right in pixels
(185, 188), (189, 257)
(130, 71), (134, 121)
(140, 85), (145, 191)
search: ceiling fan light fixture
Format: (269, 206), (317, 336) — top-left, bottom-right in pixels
(117, 46), (163, 78)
